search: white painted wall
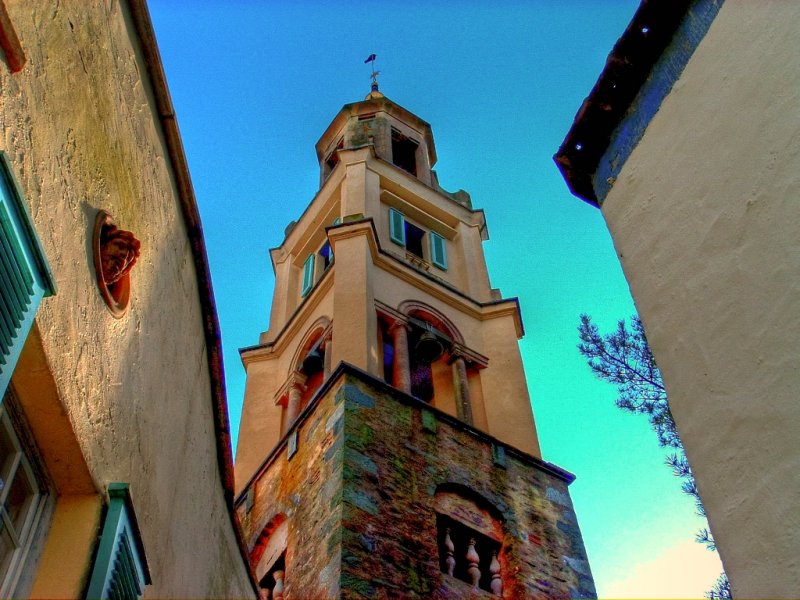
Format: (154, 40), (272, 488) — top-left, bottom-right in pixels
(601, 2), (800, 596)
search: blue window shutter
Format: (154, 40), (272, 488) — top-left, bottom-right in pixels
(429, 231), (447, 270)
(389, 208), (405, 246)
(301, 254), (315, 297)
(0, 153), (55, 398)
(86, 483), (151, 600)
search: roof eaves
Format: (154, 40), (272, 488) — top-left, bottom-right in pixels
(554, 0), (693, 207)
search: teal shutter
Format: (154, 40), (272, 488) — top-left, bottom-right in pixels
(0, 153), (55, 398)
(332, 217), (341, 226)
(389, 208), (405, 246)
(429, 231), (447, 270)
(301, 254), (315, 297)
(86, 483), (150, 600)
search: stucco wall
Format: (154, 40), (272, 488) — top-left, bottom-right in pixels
(600, 1), (800, 596)
(1, 1), (253, 596)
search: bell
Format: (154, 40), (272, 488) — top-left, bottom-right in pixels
(415, 329), (444, 363)
(301, 349), (324, 375)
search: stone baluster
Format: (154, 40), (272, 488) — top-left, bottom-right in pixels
(466, 538), (481, 588)
(272, 570), (285, 600)
(282, 373), (306, 436)
(450, 351), (473, 424)
(490, 551), (502, 596)
(444, 527), (456, 576)
(389, 320), (412, 394)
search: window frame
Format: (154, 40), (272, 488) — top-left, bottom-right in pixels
(85, 483), (151, 600)
(387, 208), (448, 271)
(0, 394), (51, 598)
(0, 152), (56, 398)
(300, 253), (315, 298)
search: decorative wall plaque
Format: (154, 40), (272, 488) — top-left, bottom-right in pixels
(92, 210), (140, 318)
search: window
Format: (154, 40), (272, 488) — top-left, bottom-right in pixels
(435, 487), (503, 595)
(319, 242), (333, 271)
(85, 483), (150, 600)
(259, 552), (285, 599)
(323, 139), (343, 180)
(404, 221), (425, 260)
(391, 129), (418, 176)
(437, 515), (501, 594)
(300, 254), (315, 298)
(0, 153), (56, 398)
(388, 208), (447, 271)
(253, 516), (288, 600)
(0, 390), (50, 598)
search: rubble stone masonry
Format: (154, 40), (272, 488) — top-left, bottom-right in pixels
(237, 364), (596, 599)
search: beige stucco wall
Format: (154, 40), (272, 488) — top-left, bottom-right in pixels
(600, 2), (800, 596)
(1, 1), (253, 596)
(239, 134), (541, 489)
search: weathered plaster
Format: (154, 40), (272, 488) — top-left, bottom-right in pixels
(1, 1), (253, 596)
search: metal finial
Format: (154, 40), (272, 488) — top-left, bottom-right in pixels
(364, 53), (379, 92)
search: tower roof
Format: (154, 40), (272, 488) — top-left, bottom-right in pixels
(315, 93), (438, 169)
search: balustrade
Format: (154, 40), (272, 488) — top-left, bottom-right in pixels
(438, 519), (502, 596)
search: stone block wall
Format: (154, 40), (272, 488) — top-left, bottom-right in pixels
(238, 364), (595, 599)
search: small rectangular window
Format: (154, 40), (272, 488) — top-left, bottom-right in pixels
(301, 254), (315, 297)
(429, 232), (447, 271)
(323, 139), (343, 180)
(391, 129), (418, 176)
(404, 221), (425, 260)
(319, 242), (333, 271)
(389, 208), (405, 246)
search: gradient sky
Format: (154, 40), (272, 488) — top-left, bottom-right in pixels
(148, 1), (722, 596)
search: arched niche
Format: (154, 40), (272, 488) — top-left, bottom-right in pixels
(251, 513), (288, 583)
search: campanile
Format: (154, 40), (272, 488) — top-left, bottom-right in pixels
(234, 85), (596, 599)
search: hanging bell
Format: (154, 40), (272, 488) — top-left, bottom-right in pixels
(301, 349), (324, 375)
(415, 328), (444, 363)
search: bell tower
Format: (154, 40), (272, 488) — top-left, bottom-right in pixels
(234, 89), (596, 599)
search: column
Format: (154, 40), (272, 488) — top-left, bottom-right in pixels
(451, 352), (473, 425)
(322, 334), (332, 378)
(282, 373), (306, 436)
(389, 320), (411, 394)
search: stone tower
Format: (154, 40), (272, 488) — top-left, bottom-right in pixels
(235, 88), (596, 599)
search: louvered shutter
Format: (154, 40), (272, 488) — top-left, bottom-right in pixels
(429, 231), (447, 270)
(0, 154), (55, 397)
(86, 483), (150, 600)
(389, 208), (406, 246)
(301, 254), (315, 297)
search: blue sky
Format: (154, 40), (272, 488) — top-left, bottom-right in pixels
(148, 1), (722, 596)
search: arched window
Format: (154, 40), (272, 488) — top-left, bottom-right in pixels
(251, 514), (288, 599)
(279, 319), (331, 435)
(434, 486), (504, 595)
(381, 301), (475, 419)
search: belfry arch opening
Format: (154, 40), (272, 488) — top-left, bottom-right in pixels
(278, 318), (332, 435)
(378, 301), (486, 426)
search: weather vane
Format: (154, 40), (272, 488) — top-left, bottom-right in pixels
(364, 53), (379, 92)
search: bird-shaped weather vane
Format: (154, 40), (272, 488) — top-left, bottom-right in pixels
(364, 53), (379, 92)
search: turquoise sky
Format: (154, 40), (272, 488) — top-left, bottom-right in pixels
(149, 1), (722, 596)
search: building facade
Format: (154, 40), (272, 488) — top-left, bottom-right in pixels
(236, 88), (595, 598)
(0, 1), (255, 597)
(555, 0), (800, 597)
